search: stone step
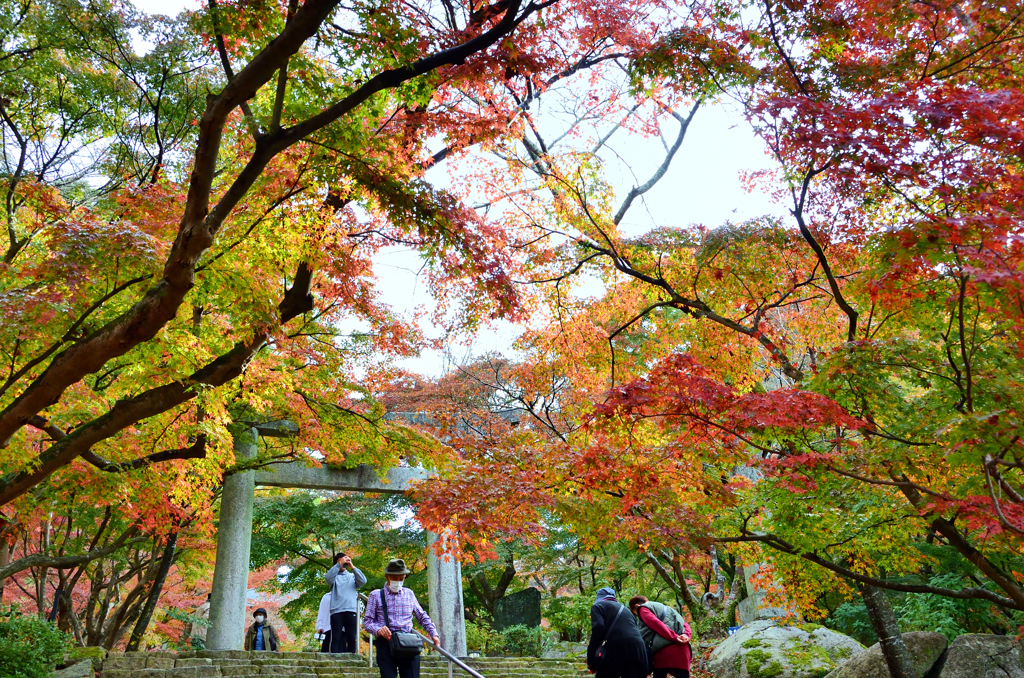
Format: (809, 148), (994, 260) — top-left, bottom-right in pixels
(96, 651), (589, 678)
(99, 675), (589, 678)
(101, 669), (587, 676)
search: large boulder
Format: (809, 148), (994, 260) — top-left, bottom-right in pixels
(707, 620), (865, 678)
(822, 631), (947, 678)
(939, 634), (1024, 678)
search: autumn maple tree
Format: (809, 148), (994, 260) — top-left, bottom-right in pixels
(406, 0), (1024, 671)
(3, 0), (1023, 664)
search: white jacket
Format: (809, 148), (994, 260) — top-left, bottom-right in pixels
(316, 592), (332, 633)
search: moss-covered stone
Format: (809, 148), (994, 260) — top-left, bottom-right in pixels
(782, 641), (835, 677)
(746, 650), (785, 678)
(746, 648), (771, 675)
(707, 619), (865, 678)
(66, 646), (107, 672)
(823, 631), (947, 678)
(68, 647), (107, 662)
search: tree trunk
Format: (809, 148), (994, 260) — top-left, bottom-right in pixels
(860, 584), (918, 678)
(724, 565), (746, 627)
(468, 560), (516, 626)
(0, 541), (9, 601)
(645, 552), (702, 621)
(711, 546), (726, 608)
(126, 532), (178, 651)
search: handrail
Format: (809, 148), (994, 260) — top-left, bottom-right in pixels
(356, 591), (485, 678)
(415, 630), (485, 678)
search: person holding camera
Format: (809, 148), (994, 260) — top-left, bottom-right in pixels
(325, 551), (367, 653)
(362, 559), (441, 678)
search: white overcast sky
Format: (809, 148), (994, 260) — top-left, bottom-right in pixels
(134, 0), (783, 377)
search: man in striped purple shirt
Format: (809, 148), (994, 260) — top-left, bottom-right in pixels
(363, 559), (441, 678)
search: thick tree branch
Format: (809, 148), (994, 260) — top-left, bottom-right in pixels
(207, 0), (260, 138)
(0, 0), (341, 448)
(716, 532), (1023, 610)
(29, 412), (208, 473)
(0, 526), (143, 581)
(0, 265), (314, 505)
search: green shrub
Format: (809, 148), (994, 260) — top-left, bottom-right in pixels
(545, 596), (591, 642)
(0, 608), (71, 678)
(466, 620), (504, 655)
(827, 602), (877, 646)
(501, 624), (543, 657)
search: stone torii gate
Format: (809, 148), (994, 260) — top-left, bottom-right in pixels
(205, 424), (467, 655)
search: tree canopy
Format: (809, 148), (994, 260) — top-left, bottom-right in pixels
(2, 0), (1023, 659)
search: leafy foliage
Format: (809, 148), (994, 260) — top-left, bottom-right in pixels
(0, 0), (683, 646)
(249, 490), (426, 641)
(500, 624), (545, 657)
(0, 608), (71, 678)
(405, 0), (1024, 634)
(465, 620), (504, 654)
(545, 595), (592, 643)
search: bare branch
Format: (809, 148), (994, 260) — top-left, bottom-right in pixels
(613, 101), (700, 225)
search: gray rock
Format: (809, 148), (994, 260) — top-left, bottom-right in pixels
(707, 619), (865, 678)
(53, 661), (93, 678)
(737, 564), (795, 625)
(939, 634), (1024, 678)
(823, 631), (946, 678)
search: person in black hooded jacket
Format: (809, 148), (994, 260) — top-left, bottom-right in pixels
(587, 587), (649, 678)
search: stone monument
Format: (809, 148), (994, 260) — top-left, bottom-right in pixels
(493, 587), (542, 631)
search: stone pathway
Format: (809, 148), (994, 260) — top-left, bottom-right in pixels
(94, 650), (590, 678)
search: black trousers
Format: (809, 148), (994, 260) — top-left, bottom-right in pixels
(595, 668), (649, 678)
(653, 670), (689, 678)
(330, 611), (358, 653)
(320, 631), (331, 653)
(375, 639), (421, 678)
(595, 660), (650, 678)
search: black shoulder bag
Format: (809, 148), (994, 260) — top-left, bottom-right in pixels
(380, 589), (425, 659)
(595, 604), (626, 663)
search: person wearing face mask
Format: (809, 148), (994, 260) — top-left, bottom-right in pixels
(244, 607), (280, 651)
(325, 551), (367, 653)
(362, 559), (441, 678)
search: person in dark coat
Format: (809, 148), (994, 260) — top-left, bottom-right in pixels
(587, 587), (649, 678)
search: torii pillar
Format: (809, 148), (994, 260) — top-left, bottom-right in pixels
(206, 422), (294, 651)
(206, 425), (467, 656)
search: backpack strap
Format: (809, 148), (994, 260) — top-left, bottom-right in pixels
(380, 589), (392, 630)
(606, 604), (626, 636)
